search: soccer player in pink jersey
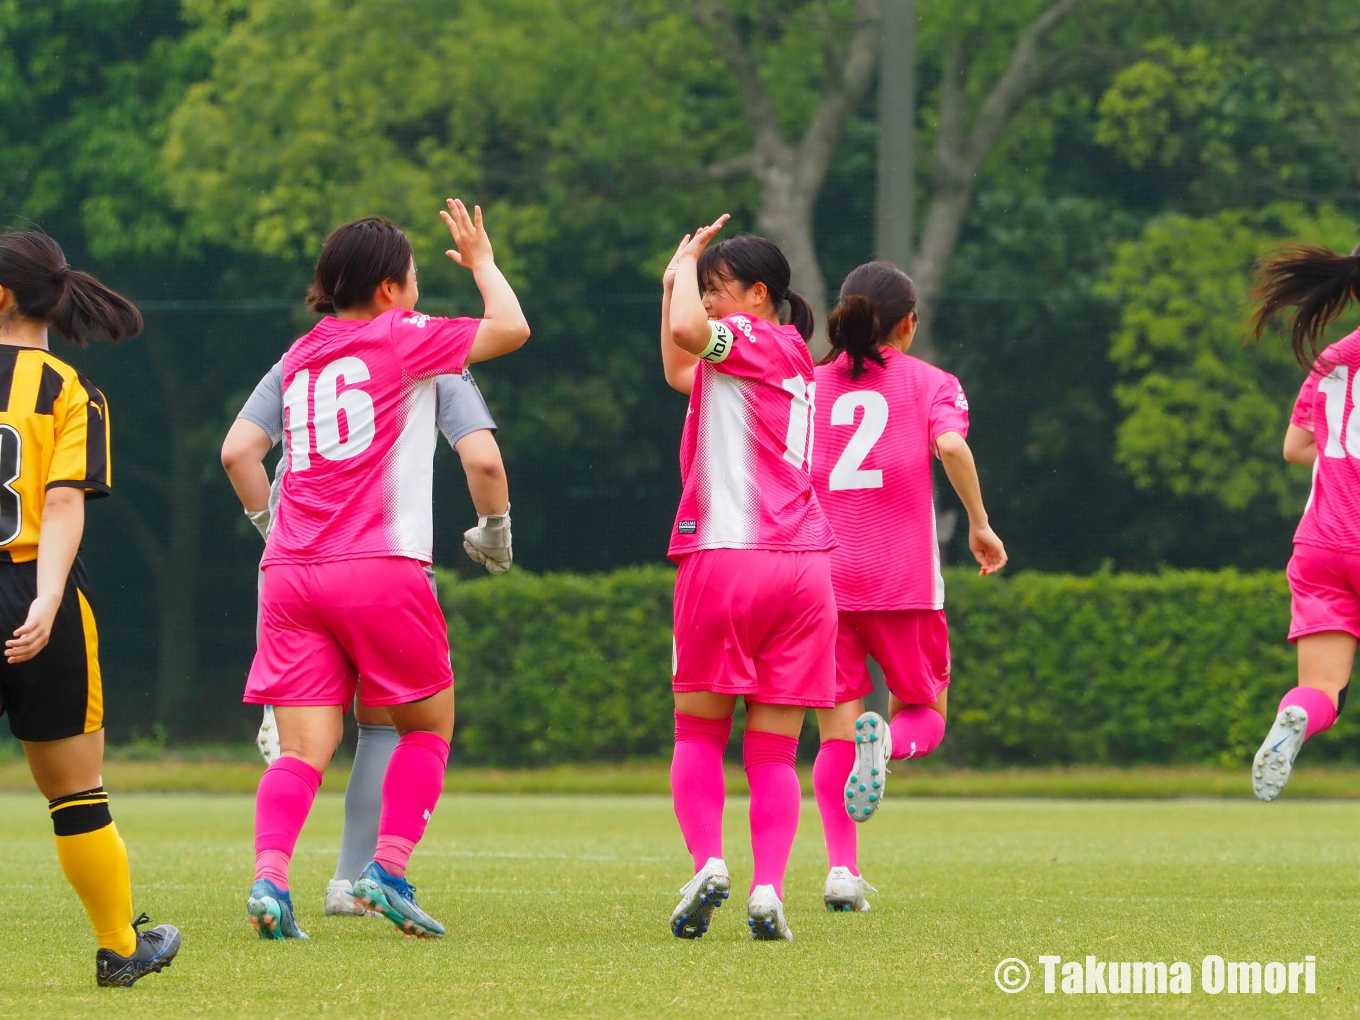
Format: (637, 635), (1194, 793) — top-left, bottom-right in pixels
(242, 201), (529, 940)
(809, 261), (1006, 911)
(661, 218), (836, 942)
(1248, 241), (1360, 801)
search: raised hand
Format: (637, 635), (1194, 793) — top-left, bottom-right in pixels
(663, 234), (692, 289)
(441, 199), (494, 272)
(674, 213), (730, 264)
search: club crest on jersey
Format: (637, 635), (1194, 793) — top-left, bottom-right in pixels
(677, 519), (697, 535)
(401, 313), (431, 328)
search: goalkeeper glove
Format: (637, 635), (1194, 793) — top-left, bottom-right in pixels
(246, 507), (271, 541)
(464, 506), (512, 574)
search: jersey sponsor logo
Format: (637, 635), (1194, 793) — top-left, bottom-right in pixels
(401, 313), (431, 328)
(731, 315), (756, 342)
(955, 390), (969, 411)
(677, 519), (697, 535)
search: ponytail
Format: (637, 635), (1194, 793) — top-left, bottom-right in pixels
(784, 290), (814, 343)
(822, 261), (918, 377)
(824, 294), (887, 379)
(1252, 242), (1360, 367)
(0, 230), (141, 345)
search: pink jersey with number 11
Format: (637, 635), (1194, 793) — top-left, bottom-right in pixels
(668, 313), (835, 561)
(811, 348), (970, 610)
(263, 308), (479, 568)
(1291, 327), (1360, 553)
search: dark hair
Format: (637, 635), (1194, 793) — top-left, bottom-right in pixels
(306, 216), (414, 313)
(696, 234), (814, 341)
(0, 230), (142, 345)
(822, 261), (918, 378)
(1251, 240), (1360, 367)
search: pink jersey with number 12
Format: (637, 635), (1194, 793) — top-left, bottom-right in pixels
(263, 308), (480, 568)
(811, 348), (970, 610)
(668, 313), (835, 561)
(1291, 327), (1360, 553)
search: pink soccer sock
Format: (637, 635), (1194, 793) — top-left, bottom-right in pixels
(813, 740), (859, 875)
(671, 713), (731, 871)
(1279, 686), (1338, 739)
(373, 731), (450, 878)
(254, 756), (323, 890)
(889, 705), (946, 760)
(744, 730), (800, 900)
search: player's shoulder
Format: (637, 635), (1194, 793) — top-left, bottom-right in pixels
(1319, 327), (1360, 366)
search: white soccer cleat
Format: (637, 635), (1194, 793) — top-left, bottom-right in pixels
(845, 711), (890, 823)
(324, 879), (370, 917)
(1252, 706), (1308, 802)
(823, 866), (876, 913)
(670, 857), (731, 939)
(746, 884), (793, 942)
(256, 706), (280, 765)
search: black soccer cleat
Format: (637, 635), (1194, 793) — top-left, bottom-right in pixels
(95, 913), (181, 987)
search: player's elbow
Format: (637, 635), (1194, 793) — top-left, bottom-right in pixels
(934, 431), (968, 461)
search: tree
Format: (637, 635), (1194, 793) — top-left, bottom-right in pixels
(1100, 204), (1355, 517)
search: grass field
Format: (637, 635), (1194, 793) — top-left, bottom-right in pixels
(0, 792), (1355, 1018)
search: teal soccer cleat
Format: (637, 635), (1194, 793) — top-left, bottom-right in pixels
(247, 879), (309, 940)
(353, 860), (446, 938)
(845, 711), (891, 823)
(1252, 706), (1308, 802)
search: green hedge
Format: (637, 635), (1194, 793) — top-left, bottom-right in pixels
(439, 566), (1354, 768)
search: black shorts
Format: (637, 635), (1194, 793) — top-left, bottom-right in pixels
(0, 558), (103, 741)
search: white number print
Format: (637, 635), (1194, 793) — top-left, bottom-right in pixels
(1318, 365), (1360, 459)
(828, 390), (889, 491)
(781, 376), (815, 469)
(283, 357), (377, 471)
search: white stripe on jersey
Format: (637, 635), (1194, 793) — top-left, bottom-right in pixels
(384, 378), (438, 558)
(698, 372), (757, 547)
(930, 493), (944, 610)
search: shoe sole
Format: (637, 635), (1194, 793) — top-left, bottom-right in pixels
(824, 892), (863, 913)
(247, 895), (286, 940)
(1253, 707), (1306, 802)
(747, 902), (791, 941)
(670, 873), (731, 939)
(353, 878), (445, 938)
(846, 712), (887, 823)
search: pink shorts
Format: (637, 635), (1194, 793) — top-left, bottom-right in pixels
(834, 609), (950, 705)
(245, 557), (454, 708)
(1287, 543), (1360, 642)
(672, 548), (836, 708)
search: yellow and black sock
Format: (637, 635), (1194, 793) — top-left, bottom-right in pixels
(48, 787), (136, 957)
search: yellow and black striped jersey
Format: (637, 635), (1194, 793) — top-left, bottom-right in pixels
(0, 345), (110, 563)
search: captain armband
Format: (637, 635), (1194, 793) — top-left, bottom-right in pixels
(698, 321), (736, 364)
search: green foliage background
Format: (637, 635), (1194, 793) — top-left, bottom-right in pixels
(0, 0), (1357, 739)
(438, 565), (1346, 768)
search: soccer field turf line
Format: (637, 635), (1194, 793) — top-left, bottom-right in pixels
(0, 793), (1355, 1019)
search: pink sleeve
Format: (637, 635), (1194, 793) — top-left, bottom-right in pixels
(699, 314), (767, 380)
(1291, 370), (1320, 431)
(928, 372), (970, 442)
(388, 311), (480, 380)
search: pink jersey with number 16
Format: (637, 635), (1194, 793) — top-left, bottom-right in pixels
(811, 347), (969, 610)
(668, 313), (835, 561)
(1291, 327), (1360, 553)
(262, 308), (480, 568)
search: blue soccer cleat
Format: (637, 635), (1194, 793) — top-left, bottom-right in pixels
(352, 860), (445, 938)
(95, 913), (181, 986)
(247, 879), (308, 940)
